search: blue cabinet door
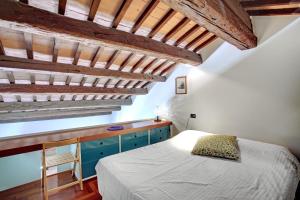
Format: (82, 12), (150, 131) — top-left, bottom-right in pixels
(81, 136), (119, 178)
(150, 126), (170, 144)
(121, 131), (148, 152)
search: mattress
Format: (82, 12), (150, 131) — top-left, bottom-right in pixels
(96, 130), (300, 200)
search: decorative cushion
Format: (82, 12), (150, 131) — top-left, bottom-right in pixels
(191, 134), (240, 160)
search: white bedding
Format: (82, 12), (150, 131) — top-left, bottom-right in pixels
(96, 130), (300, 200)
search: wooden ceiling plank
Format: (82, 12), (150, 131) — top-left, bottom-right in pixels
(159, 62), (177, 76)
(0, 56), (166, 82)
(0, 40), (5, 55)
(112, 0), (133, 28)
(193, 35), (217, 52)
(88, 0), (101, 21)
(175, 24), (200, 46)
(0, 109), (113, 123)
(185, 30), (210, 50)
(162, 17), (190, 43)
(105, 50), (120, 69)
(23, 32), (33, 59)
(131, 0), (160, 34)
(160, 0), (257, 50)
(0, 84), (148, 95)
(148, 9), (176, 38)
(0, 1), (202, 65)
(58, 0), (67, 15)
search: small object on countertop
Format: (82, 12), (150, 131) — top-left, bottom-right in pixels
(107, 126), (124, 131)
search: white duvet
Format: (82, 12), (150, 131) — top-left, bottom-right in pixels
(96, 130), (300, 200)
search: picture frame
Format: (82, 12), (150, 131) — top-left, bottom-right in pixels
(175, 76), (187, 94)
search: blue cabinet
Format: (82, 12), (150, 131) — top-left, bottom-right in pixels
(121, 131), (148, 152)
(150, 126), (170, 144)
(81, 136), (119, 178)
(81, 125), (171, 178)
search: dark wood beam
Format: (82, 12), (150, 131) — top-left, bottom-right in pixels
(131, 0), (160, 34)
(0, 40), (5, 55)
(0, 1), (201, 65)
(119, 52), (134, 71)
(175, 24), (200, 46)
(0, 56), (166, 82)
(130, 55), (147, 73)
(247, 8), (300, 16)
(141, 58), (159, 74)
(105, 50), (120, 69)
(52, 38), (59, 63)
(0, 84), (147, 95)
(162, 17), (190, 43)
(159, 62), (177, 76)
(72, 43), (82, 65)
(185, 30), (210, 50)
(160, 0), (257, 50)
(240, 0), (300, 9)
(0, 109), (114, 123)
(112, 0), (133, 28)
(193, 35), (217, 52)
(151, 60), (169, 75)
(88, 0), (101, 21)
(58, 0), (67, 15)
(19, 0), (28, 4)
(23, 33), (33, 59)
(90, 47), (102, 68)
(0, 99), (132, 112)
(148, 9), (176, 38)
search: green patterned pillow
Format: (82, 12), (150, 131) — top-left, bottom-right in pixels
(191, 135), (239, 160)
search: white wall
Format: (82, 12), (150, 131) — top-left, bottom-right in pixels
(112, 16), (300, 159)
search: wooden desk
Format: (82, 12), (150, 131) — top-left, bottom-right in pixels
(0, 119), (172, 158)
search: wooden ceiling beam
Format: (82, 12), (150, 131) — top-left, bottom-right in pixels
(0, 84), (147, 95)
(151, 60), (169, 75)
(0, 98), (131, 112)
(193, 35), (217, 53)
(185, 30), (210, 50)
(159, 62), (177, 76)
(0, 40), (5, 55)
(0, 1), (201, 65)
(112, 0), (133, 28)
(20, 0), (28, 4)
(0, 109), (114, 123)
(162, 17), (190, 43)
(90, 47), (102, 68)
(160, 0), (257, 50)
(0, 56), (166, 82)
(105, 50), (120, 69)
(141, 58), (159, 74)
(72, 43), (82, 65)
(246, 8), (300, 16)
(130, 55), (147, 73)
(52, 39), (59, 63)
(175, 24), (200, 46)
(23, 32), (33, 59)
(240, 0), (300, 9)
(88, 0), (101, 21)
(131, 0), (160, 34)
(118, 52), (134, 71)
(148, 9), (176, 38)
(58, 0), (67, 15)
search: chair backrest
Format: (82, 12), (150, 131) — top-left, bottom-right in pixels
(43, 138), (79, 150)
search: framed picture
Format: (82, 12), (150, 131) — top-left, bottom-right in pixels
(175, 76), (187, 94)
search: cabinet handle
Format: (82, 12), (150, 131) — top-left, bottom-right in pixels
(100, 152), (104, 155)
(134, 143), (137, 146)
(159, 137), (162, 140)
(134, 135), (137, 138)
(99, 142), (103, 145)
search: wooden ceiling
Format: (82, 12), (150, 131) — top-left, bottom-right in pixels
(241, 0), (300, 16)
(0, 0), (257, 122)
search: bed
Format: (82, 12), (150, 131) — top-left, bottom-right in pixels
(95, 130), (300, 200)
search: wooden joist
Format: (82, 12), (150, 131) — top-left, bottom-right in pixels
(112, 0), (133, 28)
(0, 56), (166, 82)
(23, 33), (33, 59)
(0, 108), (116, 123)
(162, 17), (190, 43)
(0, 99), (131, 112)
(0, 84), (147, 95)
(160, 0), (257, 50)
(0, 40), (4, 55)
(58, 0), (67, 15)
(148, 9), (176, 38)
(0, 1), (202, 65)
(88, 0), (101, 21)
(246, 8), (300, 15)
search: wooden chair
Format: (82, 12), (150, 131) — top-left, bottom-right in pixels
(42, 138), (83, 200)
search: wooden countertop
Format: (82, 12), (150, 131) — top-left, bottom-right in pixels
(0, 119), (172, 157)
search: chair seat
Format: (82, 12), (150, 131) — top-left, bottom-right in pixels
(46, 153), (77, 168)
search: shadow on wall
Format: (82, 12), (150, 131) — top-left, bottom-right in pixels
(166, 17), (300, 159)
